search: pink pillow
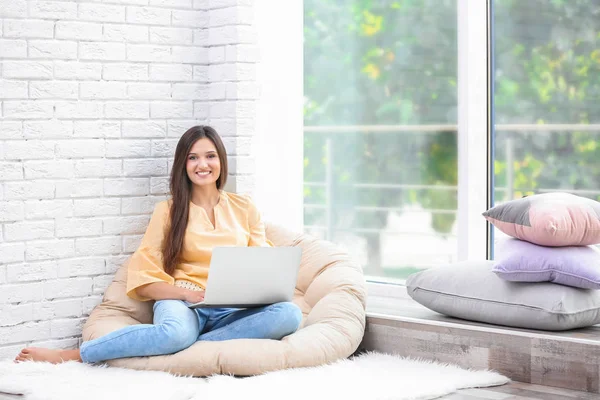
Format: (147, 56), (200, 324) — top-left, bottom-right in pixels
(483, 192), (600, 246)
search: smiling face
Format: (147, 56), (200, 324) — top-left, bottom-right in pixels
(186, 138), (221, 189)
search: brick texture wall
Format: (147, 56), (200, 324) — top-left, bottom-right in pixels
(0, 0), (258, 357)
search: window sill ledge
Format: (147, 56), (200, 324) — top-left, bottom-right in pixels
(362, 290), (600, 394)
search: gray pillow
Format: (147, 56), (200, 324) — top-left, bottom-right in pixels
(406, 260), (600, 331)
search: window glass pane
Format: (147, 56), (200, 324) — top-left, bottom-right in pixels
(493, 0), (600, 244)
(303, 0), (458, 279)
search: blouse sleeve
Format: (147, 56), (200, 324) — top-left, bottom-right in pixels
(126, 201), (175, 301)
(246, 197), (273, 247)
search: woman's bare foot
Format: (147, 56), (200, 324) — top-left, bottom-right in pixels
(14, 348), (82, 364)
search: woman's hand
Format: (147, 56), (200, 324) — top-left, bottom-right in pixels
(183, 289), (205, 304)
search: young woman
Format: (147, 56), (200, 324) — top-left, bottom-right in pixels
(15, 125), (303, 364)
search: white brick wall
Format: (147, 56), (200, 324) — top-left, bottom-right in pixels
(0, 0), (258, 354)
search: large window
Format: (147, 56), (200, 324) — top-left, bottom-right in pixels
(492, 0), (600, 245)
(303, 0), (459, 279)
(303, 0), (600, 281)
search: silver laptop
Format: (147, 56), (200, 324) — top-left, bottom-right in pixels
(187, 246), (302, 309)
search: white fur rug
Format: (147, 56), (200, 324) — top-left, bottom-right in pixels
(0, 352), (509, 400)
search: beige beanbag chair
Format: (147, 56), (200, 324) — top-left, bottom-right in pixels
(82, 223), (367, 376)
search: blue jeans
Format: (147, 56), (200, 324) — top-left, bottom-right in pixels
(80, 300), (303, 364)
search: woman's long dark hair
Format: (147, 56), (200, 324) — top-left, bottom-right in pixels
(162, 126), (228, 275)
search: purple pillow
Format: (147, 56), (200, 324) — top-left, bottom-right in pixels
(492, 238), (600, 289)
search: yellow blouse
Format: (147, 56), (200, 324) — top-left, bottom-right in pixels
(126, 191), (272, 301)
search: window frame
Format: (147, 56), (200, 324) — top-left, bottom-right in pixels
(456, 0), (494, 263)
(253, 0), (304, 233)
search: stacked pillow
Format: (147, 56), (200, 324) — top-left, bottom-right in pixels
(482, 192), (600, 247)
(493, 238), (600, 289)
(484, 192), (600, 289)
(406, 192), (600, 331)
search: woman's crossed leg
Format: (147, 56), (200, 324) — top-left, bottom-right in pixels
(15, 300), (202, 364)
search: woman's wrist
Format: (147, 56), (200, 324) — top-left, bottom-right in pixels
(180, 289), (192, 302)
(138, 283), (193, 302)
(180, 288), (202, 302)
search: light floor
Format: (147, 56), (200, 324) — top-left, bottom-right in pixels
(1, 381), (597, 400)
(443, 381), (599, 399)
